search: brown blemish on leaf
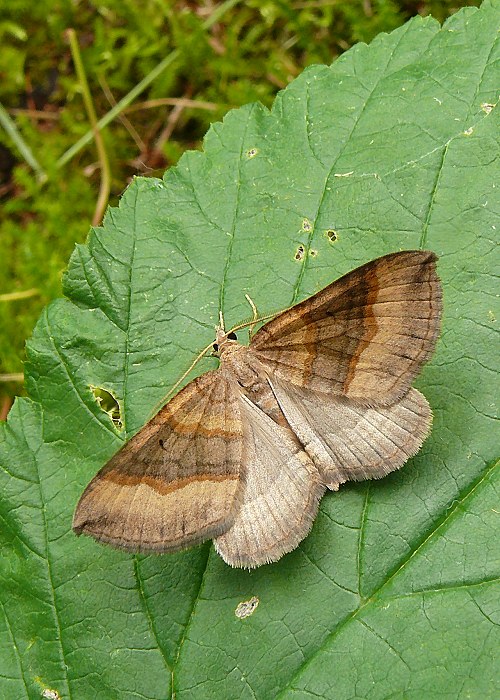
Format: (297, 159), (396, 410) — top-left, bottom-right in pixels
(480, 103), (494, 114)
(295, 245), (305, 261)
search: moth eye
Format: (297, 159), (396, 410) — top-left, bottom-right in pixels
(228, 332), (237, 340)
(212, 343), (219, 351)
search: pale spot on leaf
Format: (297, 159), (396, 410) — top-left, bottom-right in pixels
(235, 596), (259, 619)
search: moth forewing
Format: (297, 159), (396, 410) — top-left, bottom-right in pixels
(73, 370), (244, 551)
(250, 250), (442, 405)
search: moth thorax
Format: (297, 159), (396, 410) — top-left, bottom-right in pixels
(221, 347), (262, 386)
(218, 340), (244, 361)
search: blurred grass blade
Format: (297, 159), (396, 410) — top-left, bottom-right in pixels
(67, 28), (111, 226)
(0, 102), (46, 181)
(0, 373), (24, 383)
(0, 289), (39, 302)
(56, 0), (242, 168)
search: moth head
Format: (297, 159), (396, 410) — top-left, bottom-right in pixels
(212, 329), (238, 356)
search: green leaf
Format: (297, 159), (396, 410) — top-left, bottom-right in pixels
(1, 3), (499, 698)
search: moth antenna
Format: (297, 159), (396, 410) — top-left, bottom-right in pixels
(245, 294), (259, 322)
(229, 309), (282, 335)
(139, 304), (277, 424)
(146, 304), (287, 422)
(146, 340), (215, 421)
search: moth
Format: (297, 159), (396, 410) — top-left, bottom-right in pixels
(73, 250), (442, 568)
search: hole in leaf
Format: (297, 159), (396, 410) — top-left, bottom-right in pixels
(302, 218), (312, 232)
(326, 229), (337, 243)
(90, 386), (123, 430)
(246, 148), (258, 158)
(309, 249), (317, 258)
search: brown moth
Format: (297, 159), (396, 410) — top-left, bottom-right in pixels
(73, 250), (442, 568)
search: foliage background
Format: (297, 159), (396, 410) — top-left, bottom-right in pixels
(0, 0), (481, 415)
